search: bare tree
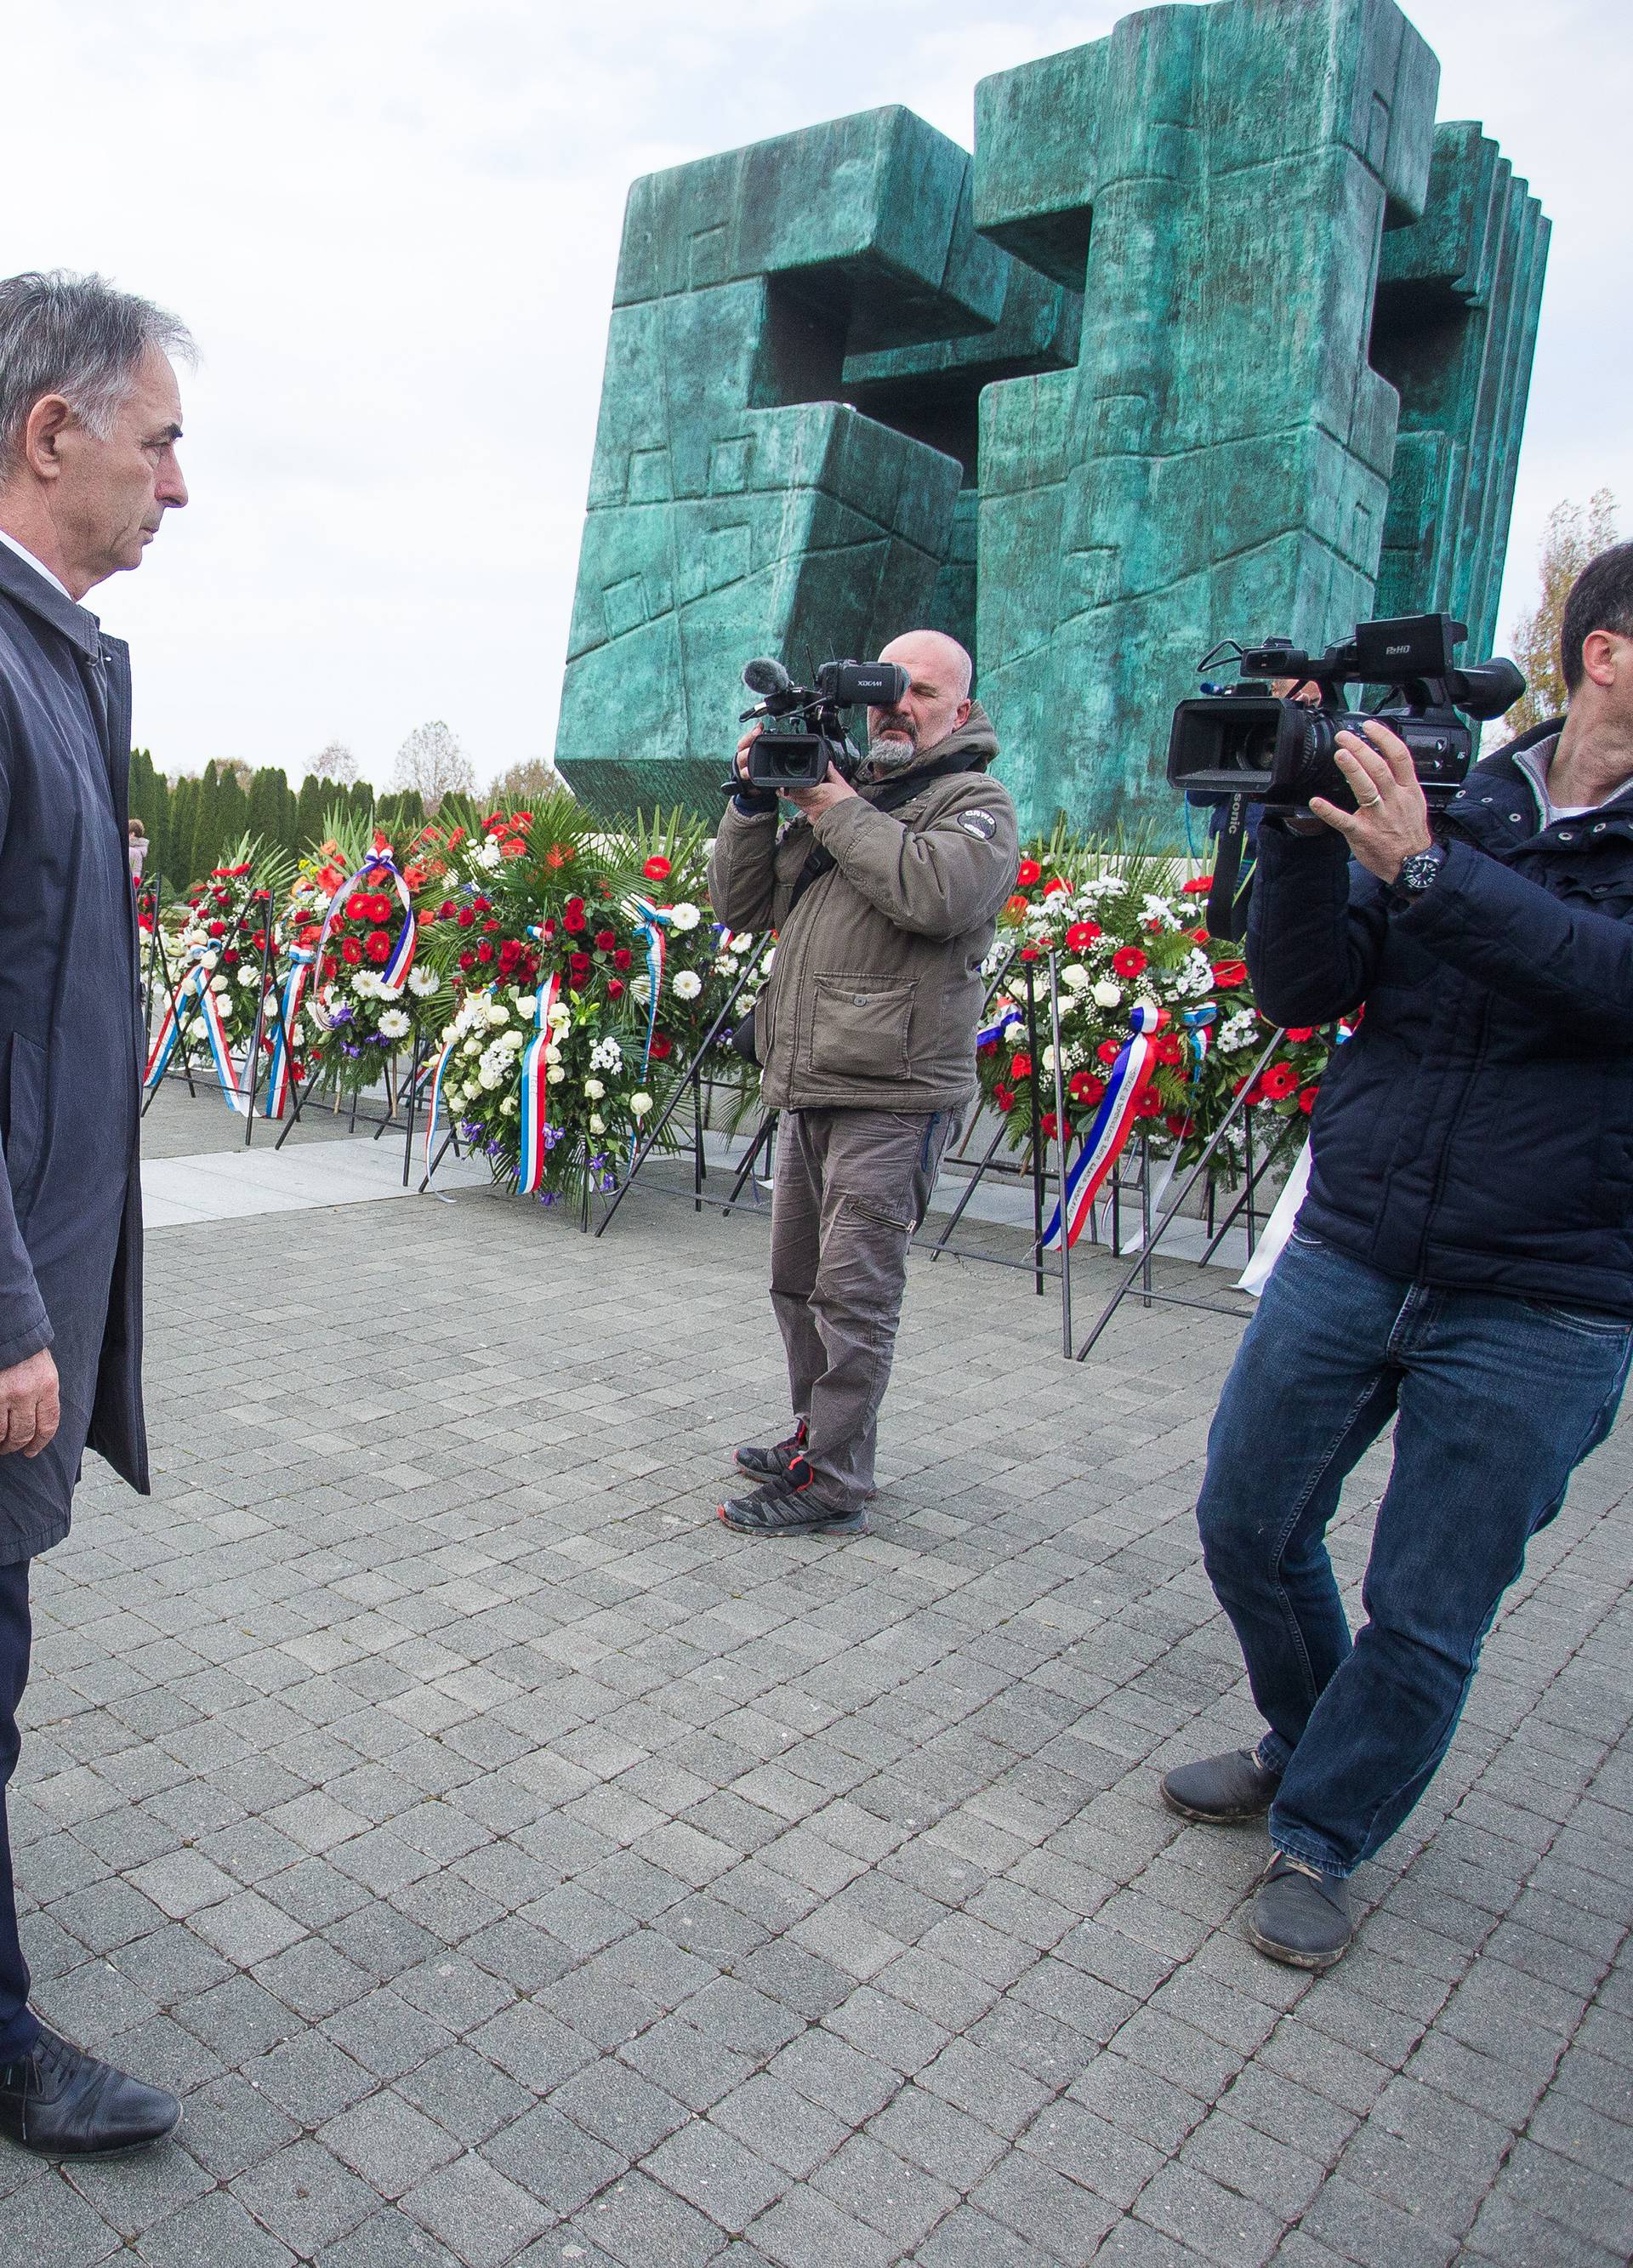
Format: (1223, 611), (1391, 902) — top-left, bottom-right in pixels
(488, 756), (572, 805)
(1506, 489), (1619, 735)
(311, 739), (359, 785)
(393, 720), (475, 811)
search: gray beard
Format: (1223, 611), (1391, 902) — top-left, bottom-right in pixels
(861, 736), (920, 781)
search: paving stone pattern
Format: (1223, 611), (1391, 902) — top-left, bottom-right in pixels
(5, 1103), (1630, 2264)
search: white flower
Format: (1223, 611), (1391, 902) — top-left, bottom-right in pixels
(211, 975), (230, 994)
(673, 969), (702, 1001)
(500, 1095), (518, 1116)
(477, 1065), (501, 1090)
(629, 1091), (653, 1118)
(475, 838), (503, 870)
(669, 902), (701, 932)
(544, 1042), (562, 1066)
(486, 1001), (510, 1025)
(513, 994), (537, 1017)
(548, 1004), (572, 1031)
(407, 966), (439, 997)
(760, 949), (776, 977)
(353, 972), (380, 1000)
(547, 1066), (566, 1086)
(200, 952), (219, 971)
(583, 1077), (606, 1101)
(1061, 964), (1090, 991)
(236, 967), (258, 987)
(378, 1010), (411, 1040)
(588, 1113), (606, 1135)
(463, 1037), (482, 1057)
(589, 1036), (623, 1072)
(376, 981), (404, 1001)
(714, 956), (741, 977)
(1092, 980), (1123, 1009)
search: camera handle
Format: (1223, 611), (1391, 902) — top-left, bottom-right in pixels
(1206, 795), (1254, 943)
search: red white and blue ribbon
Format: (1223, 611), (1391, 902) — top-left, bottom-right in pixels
(313, 851), (417, 994)
(263, 949), (313, 1119)
(629, 897), (670, 1073)
(1183, 1004), (1216, 1079)
(1041, 1004), (1164, 1252)
(976, 1000), (1026, 1051)
(145, 955), (251, 1114)
(516, 970), (562, 1195)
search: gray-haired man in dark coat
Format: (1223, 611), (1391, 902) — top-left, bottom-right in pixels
(0, 271), (190, 2157)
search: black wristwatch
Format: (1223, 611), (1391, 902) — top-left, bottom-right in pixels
(1392, 845), (1447, 903)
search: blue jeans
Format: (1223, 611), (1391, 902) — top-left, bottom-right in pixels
(1197, 1233), (1631, 1878)
(0, 1558), (37, 2060)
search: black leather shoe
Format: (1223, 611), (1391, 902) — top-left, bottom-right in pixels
(1246, 1853), (1353, 1969)
(1160, 1747), (1282, 1824)
(0, 2026), (182, 2157)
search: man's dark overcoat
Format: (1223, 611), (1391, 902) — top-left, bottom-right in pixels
(0, 543), (147, 1560)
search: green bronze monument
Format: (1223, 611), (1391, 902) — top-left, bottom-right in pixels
(556, 0), (1548, 836)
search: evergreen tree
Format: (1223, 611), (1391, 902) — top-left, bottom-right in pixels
(216, 766), (250, 862)
(167, 777), (197, 889)
(295, 772), (327, 857)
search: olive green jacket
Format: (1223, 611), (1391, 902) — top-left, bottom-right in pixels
(707, 706), (1020, 1112)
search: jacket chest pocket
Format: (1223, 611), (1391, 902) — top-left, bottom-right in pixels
(809, 976), (917, 1078)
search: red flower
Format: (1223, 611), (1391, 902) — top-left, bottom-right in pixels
(540, 917), (559, 941)
(650, 1033), (673, 1060)
(1211, 959), (1249, 989)
(482, 919), (500, 934)
(1068, 1070), (1105, 1105)
(613, 949), (633, 972)
(366, 932), (390, 962)
(1019, 946), (1040, 963)
(321, 954), (338, 981)
(438, 899), (456, 920)
(345, 892), (370, 920)
(1153, 1034), (1183, 1066)
(498, 940), (521, 970)
(207, 920), (225, 938)
(563, 907), (587, 935)
(1164, 1112), (1192, 1138)
(1111, 947), (1147, 978)
(1010, 1052), (1033, 1079)
(1260, 1063), (1300, 1100)
(993, 1083), (1016, 1112)
(1133, 1087), (1162, 1118)
(1065, 921), (1101, 950)
(569, 951), (592, 976)
(1283, 1026), (1316, 1043)
(403, 865), (427, 891)
(1016, 858), (1042, 886)
(457, 906), (475, 928)
(594, 928), (617, 951)
(1181, 875), (1212, 895)
(1039, 1112), (1069, 1142)
(476, 941), (495, 964)
(222, 949), (240, 967)
(458, 949), (476, 972)
(1298, 1086), (1320, 1114)
(252, 931), (267, 953)
(607, 977), (626, 1000)
(341, 938), (362, 966)
(1189, 927), (1209, 945)
(643, 855), (672, 881)
(1004, 894), (1029, 918)
(1044, 877), (1070, 898)
(1097, 1040), (1122, 1065)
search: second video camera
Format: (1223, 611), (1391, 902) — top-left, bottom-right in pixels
(732, 656), (911, 792)
(1167, 613), (1526, 815)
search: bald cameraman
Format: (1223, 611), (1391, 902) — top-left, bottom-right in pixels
(708, 630), (1018, 1537)
(1163, 545), (1633, 1970)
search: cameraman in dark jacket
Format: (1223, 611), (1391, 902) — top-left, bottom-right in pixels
(1163, 544), (1633, 1969)
(708, 630), (1018, 1537)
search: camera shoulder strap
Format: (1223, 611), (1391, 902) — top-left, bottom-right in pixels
(1205, 795), (1254, 943)
(785, 751), (987, 920)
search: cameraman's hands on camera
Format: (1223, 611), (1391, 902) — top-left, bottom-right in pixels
(1297, 718), (1436, 886)
(734, 728), (859, 820)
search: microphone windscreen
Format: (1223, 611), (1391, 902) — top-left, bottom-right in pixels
(742, 657), (792, 697)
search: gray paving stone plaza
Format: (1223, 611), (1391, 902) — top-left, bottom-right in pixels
(3, 1086), (1629, 2265)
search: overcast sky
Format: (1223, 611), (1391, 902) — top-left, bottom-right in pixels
(10, 0), (1625, 789)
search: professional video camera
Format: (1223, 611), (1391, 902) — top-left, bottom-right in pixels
(727, 656), (912, 793)
(1166, 613), (1526, 816)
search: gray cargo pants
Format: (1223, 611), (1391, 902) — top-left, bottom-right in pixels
(769, 1108), (961, 1510)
